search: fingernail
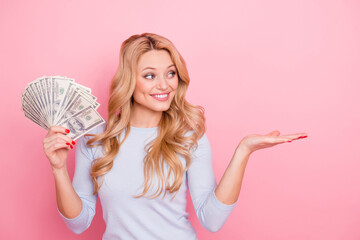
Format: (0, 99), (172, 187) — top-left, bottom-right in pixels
(72, 141), (76, 145)
(70, 145), (73, 149)
(66, 143), (70, 145)
(288, 141), (292, 142)
(298, 136), (308, 139)
(65, 129), (70, 133)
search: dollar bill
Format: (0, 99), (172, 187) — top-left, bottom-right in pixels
(21, 76), (104, 140)
(55, 90), (99, 125)
(58, 106), (105, 140)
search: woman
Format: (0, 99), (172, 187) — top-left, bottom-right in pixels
(43, 33), (307, 239)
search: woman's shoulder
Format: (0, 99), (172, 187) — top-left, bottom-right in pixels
(76, 123), (106, 158)
(184, 129), (208, 140)
(184, 130), (210, 153)
(83, 122), (106, 139)
(78, 122), (106, 150)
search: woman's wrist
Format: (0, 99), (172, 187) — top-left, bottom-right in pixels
(236, 142), (253, 156)
(52, 166), (68, 176)
(229, 144), (251, 168)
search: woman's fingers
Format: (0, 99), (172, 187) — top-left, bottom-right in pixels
(44, 132), (74, 145)
(272, 133), (308, 144)
(270, 132), (307, 140)
(44, 136), (72, 149)
(44, 141), (72, 153)
(287, 133), (308, 141)
(43, 134), (75, 156)
(292, 132), (308, 138)
(46, 126), (70, 137)
(264, 134), (306, 144)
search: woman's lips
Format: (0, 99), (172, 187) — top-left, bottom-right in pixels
(150, 92), (170, 101)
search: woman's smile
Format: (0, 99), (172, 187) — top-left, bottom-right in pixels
(150, 92), (170, 101)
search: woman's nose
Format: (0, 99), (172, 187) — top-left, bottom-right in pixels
(156, 76), (169, 90)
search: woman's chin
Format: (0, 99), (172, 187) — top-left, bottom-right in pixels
(154, 106), (171, 112)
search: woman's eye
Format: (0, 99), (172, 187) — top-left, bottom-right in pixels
(144, 71), (176, 80)
(144, 73), (154, 79)
(168, 71), (176, 77)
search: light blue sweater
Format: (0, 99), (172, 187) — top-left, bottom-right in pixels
(58, 124), (238, 240)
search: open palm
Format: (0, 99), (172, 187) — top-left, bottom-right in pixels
(239, 130), (308, 154)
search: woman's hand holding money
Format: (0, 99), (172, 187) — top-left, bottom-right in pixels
(43, 125), (83, 219)
(43, 126), (75, 172)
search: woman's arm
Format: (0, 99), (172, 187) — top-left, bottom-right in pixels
(214, 130), (307, 205)
(43, 126), (82, 219)
(52, 167), (83, 219)
(187, 133), (238, 233)
(43, 126), (98, 234)
(214, 146), (251, 205)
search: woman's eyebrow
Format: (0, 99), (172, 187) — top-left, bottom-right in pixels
(142, 64), (175, 72)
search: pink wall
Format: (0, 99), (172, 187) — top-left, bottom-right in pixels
(1, 0), (359, 239)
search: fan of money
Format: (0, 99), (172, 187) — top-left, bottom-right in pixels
(21, 76), (105, 140)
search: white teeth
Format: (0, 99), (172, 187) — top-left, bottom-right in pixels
(152, 94), (168, 98)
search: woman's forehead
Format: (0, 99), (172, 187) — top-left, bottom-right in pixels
(137, 50), (173, 70)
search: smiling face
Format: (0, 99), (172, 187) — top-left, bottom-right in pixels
(132, 50), (179, 118)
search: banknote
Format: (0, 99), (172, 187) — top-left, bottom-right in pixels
(21, 76), (105, 140)
(58, 106), (105, 140)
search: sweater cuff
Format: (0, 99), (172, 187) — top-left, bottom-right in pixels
(211, 189), (238, 211)
(57, 200), (86, 223)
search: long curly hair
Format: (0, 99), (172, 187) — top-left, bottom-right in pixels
(86, 33), (206, 199)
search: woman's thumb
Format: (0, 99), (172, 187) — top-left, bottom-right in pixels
(267, 130), (280, 136)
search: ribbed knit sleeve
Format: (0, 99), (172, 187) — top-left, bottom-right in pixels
(57, 131), (98, 234)
(186, 133), (238, 232)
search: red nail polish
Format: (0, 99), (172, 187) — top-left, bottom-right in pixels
(70, 145), (73, 149)
(65, 129), (70, 133)
(66, 143), (70, 145)
(298, 136), (308, 139)
(287, 141), (292, 142)
(72, 141), (76, 145)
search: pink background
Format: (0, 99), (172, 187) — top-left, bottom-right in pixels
(1, 0), (359, 239)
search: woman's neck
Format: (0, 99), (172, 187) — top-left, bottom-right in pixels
(130, 105), (162, 128)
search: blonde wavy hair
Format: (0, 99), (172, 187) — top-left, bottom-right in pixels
(86, 33), (206, 199)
